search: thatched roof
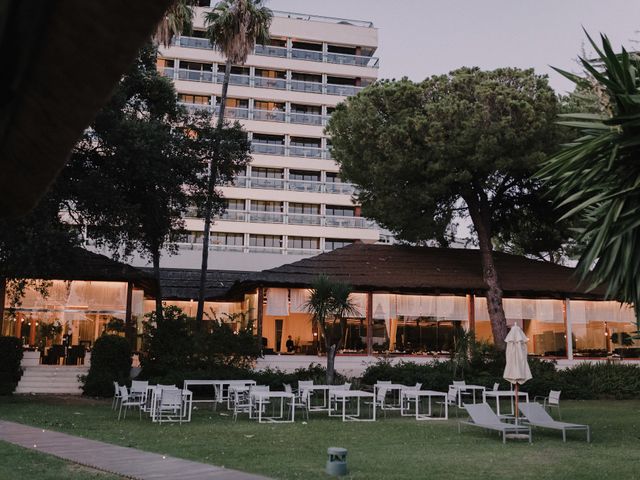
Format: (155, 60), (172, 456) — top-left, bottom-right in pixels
(231, 243), (607, 300)
(147, 269), (255, 301)
(4, 247), (153, 290)
(0, 0), (173, 218)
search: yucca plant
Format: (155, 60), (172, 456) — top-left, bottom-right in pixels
(305, 275), (358, 384)
(538, 31), (640, 331)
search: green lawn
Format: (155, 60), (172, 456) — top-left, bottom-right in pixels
(0, 440), (121, 479)
(0, 395), (638, 480)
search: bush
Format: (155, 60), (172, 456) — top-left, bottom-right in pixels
(82, 335), (131, 397)
(0, 336), (23, 395)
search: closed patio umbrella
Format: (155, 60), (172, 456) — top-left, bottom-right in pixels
(503, 325), (532, 426)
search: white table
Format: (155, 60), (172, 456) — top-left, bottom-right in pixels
(483, 390), (529, 417)
(454, 385), (485, 407)
(250, 391), (295, 423)
(400, 389), (448, 420)
(183, 380), (219, 407)
(184, 380), (256, 409)
(329, 390), (376, 422)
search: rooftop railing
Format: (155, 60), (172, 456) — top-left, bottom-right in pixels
(171, 36), (379, 68)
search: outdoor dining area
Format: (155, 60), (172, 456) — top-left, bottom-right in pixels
(110, 326), (591, 443)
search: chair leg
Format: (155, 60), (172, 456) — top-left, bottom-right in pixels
(586, 427), (591, 443)
(118, 403), (123, 421)
(562, 428), (566, 442)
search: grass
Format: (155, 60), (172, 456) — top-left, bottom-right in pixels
(0, 395), (639, 480)
(0, 440), (121, 479)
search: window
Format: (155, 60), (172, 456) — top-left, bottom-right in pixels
(251, 167), (283, 178)
(325, 172), (343, 183)
(252, 134), (284, 145)
(249, 235), (282, 247)
(326, 205), (355, 217)
(290, 104), (321, 115)
(178, 94), (210, 105)
(251, 200), (282, 212)
(327, 76), (357, 86)
(288, 236), (320, 249)
(325, 238), (354, 250)
(190, 28), (208, 38)
(292, 41), (322, 51)
(290, 136), (321, 148)
(255, 68), (286, 79)
(327, 44), (357, 55)
(225, 98), (249, 108)
(254, 100), (284, 111)
(289, 170), (320, 182)
(289, 203), (319, 215)
(211, 232), (243, 246)
(225, 199), (245, 211)
(291, 72), (322, 83)
(181, 61), (213, 71)
(218, 65), (250, 75)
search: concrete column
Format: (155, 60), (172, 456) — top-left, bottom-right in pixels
(125, 282), (135, 349)
(257, 287), (265, 349)
(366, 292), (373, 355)
(564, 298), (573, 360)
(467, 294), (475, 334)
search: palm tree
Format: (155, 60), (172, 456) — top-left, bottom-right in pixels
(195, 0), (272, 325)
(539, 32), (640, 331)
(306, 275), (357, 384)
(155, 0), (198, 47)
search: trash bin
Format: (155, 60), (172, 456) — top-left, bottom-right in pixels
(326, 447), (348, 476)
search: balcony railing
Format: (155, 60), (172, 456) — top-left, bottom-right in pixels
(252, 109), (286, 122)
(172, 35), (379, 68)
(229, 176), (356, 195)
(174, 241), (325, 256)
(166, 68), (365, 97)
(212, 209), (372, 228)
(250, 142), (331, 159)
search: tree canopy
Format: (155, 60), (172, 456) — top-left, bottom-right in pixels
(326, 67), (565, 349)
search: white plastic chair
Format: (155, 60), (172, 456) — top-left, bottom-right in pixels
(129, 380), (149, 404)
(284, 383), (309, 420)
(535, 390), (562, 419)
(157, 388), (184, 424)
(117, 386), (143, 421)
(112, 382), (122, 410)
(438, 385), (460, 417)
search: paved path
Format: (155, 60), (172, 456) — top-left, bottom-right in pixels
(0, 420), (271, 480)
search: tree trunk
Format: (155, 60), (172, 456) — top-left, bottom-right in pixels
(196, 59), (232, 326)
(466, 196), (508, 350)
(152, 249), (163, 323)
(326, 343), (337, 384)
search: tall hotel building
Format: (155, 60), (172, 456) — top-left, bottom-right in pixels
(157, 7), (387, 271)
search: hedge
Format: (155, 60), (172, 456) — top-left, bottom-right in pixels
(82, 335), (131, 397)
(0, 336), (23, 395)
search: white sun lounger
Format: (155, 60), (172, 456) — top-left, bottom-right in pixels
(459, 403), (532, 444)
(519, 402), (590, 442)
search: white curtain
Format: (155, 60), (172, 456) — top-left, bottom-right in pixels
(503, 298), (523, 319)
(396, 295), (422, 317)
(474, 297), (490, 322)
(372, 294), (395, 320)
(437, 296), (467, 321)
(266, 288), (289, 316)
(290, 289), (310, 313)
(349, 293), (367, 318)
(421, 296), (437, 317)
(535, 300), (555, 322)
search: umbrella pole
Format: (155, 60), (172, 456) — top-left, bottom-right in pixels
(515, 383), (519, 426)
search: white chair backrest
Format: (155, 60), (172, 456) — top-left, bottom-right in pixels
(414, 383), (422, 390)
(252, 385), (269, 393)
(452, 380), (466, 387)
(131, 380), (148, 393)
(492, 383), (499, 391)
(376, 381), (392, 385)
(548, 390), (561, 405)
(519, 402), (554, 423)
(284, 384), (292, 394)
(114, 382), (120, 395)
(159, 388), (182, 408)
(298, 380), (314, 390)
(118, 385), (129, 401)
(447, 385), (457, 402)
(342, 383), (351, 390)
(157, 384), (176, 389)
(376, 387), (387, 401)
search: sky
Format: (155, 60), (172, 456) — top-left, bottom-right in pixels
(267, 0), (640, 94)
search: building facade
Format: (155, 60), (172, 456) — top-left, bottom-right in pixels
(155, 8), (389, 271)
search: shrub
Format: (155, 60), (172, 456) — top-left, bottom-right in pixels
(82, 335), (131, 397)
(0, 336), (23, 395)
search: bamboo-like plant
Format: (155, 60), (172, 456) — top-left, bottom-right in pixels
(538, 31), (640, 331)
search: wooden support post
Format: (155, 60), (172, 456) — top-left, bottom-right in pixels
(14, 313), (21, 339)
(257, 287), (264, 346)
(29, 317), (37, 346)
(564, 298), (573, 360)
(366, 292), (373, 356)
(124, 282), (135, 349)
(467, 294), (475, 334)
